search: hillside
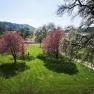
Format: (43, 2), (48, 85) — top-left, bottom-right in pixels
(0, 21), (35, 31)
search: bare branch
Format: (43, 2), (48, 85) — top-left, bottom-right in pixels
(57, 0), (94, 27)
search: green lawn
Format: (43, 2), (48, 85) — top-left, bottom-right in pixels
(0, 44), (94, 94)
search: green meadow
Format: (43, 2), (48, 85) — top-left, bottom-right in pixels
(0, 44), (94, 94)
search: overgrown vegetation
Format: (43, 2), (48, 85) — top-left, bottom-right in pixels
(60, 31), (94, 64)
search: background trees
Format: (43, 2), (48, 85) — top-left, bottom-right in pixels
(18, 27), (33, 39)
(35, 23), (56, 45)
(0, 24), (7, 35)
(0, 32), (24, 63)
(35, 25), (47, 45)
(0, 21), (34, 39)
(42, 28), (64, 58)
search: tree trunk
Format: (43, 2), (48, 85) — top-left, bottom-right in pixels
(22, 51), (25, 60)
(22, 44), (25, 60)
(56, 53), (58, 59)
(13, 54), (17, 64)
(56, 49), (59, 59)
(40, 42), (41, 48)
(10, 47), (17, 64)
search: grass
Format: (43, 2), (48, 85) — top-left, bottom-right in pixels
(0, 44), (94, 94)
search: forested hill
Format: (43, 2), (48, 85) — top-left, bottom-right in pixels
(0, 21), (35, 31)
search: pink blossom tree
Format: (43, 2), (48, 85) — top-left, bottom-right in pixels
(0, 32), (24, 63)
(42, 28), (64, 58)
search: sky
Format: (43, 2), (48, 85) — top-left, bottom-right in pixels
(0, 0), (82, 28)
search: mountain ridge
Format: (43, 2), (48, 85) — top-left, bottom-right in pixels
(0, 21), (35, 31)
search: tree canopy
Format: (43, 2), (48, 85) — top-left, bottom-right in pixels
(42, 28), (64, 58)
(57, 0), (94, 27)
(0, 32), (24, 63)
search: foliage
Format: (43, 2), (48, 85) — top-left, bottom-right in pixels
(35, 23), (56, 44)
(42, 28), (64, 58)
(0, 32), (24, 63)
(57, 0), (94, 63)
(35, 25), (47, 44)
(18, 27), (33, 38)
(60, 30), (94, 63)
(57, 0), (94, 27)
(82, 33), (94, 62)
(0, 24), (7, 34)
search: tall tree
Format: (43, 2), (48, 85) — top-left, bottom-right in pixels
(57, 0), (94, 27)
(35, 25), (47, 46)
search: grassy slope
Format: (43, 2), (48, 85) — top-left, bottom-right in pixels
(0, 44), (94, 94)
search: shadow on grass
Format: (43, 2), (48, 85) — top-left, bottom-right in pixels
(37, 54), (78, 75)
(17, 54), (35, 61)
(0, 62), (29, 79)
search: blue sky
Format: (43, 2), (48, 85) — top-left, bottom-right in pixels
(0, 0), (81, 28)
